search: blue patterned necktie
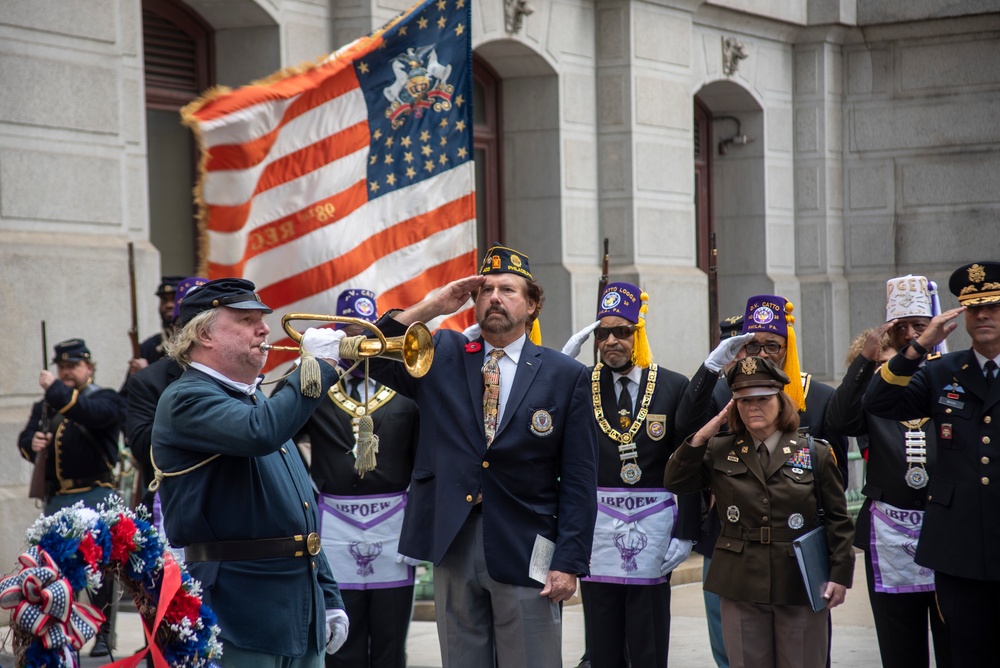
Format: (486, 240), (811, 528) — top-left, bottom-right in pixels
(483, 349), (505, 446)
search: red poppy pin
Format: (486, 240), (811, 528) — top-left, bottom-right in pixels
(465, 341), (482, 353)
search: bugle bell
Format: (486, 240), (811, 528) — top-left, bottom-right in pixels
(261, 313), (434, 378)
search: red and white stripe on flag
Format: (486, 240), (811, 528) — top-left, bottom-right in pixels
(182, 0), (476, 372)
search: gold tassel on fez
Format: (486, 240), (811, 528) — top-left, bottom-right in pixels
(354, 414), (379, 476)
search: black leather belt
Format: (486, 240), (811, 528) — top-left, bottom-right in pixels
(720, 525), (808, 544)
(184, 533), (321, 561)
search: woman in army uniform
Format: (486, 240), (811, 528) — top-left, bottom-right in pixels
(663, 356), (854, 668)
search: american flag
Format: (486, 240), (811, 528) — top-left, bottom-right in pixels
(182, 0), (475, 372)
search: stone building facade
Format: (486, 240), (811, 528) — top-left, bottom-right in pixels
(1, 0), (998, 570)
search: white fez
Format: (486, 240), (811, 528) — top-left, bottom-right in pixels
(885, 274), (933, 321)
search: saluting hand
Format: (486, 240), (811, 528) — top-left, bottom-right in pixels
(395, 275), (487, 325)
(690, 400), (733, 447)
(861, 321), (895, 362)
(911, 306), (965, 356)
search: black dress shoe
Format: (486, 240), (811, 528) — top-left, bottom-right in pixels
(90, 633), (110, 657)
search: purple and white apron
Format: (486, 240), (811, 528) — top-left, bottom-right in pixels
(318, 491), (414, 590)
(585, 487), (677, 585)
(869, 500), (934, 594)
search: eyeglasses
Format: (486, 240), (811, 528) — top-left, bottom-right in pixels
(743, 341), (784, 355)
(595, 325), (635, 341)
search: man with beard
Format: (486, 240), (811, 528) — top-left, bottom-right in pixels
(864, 261), (1000, 666)
(573, 282), (702, 668)
(151, 278), (349, 666)
(288, 288), (420, 668)
(127, 275), (184, 374)
(826, 275), (950, 668)
(366, 245), (599, 667)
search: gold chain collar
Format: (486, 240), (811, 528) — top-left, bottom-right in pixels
(328, 381), (396, 417)
(591, 363), (658, 444)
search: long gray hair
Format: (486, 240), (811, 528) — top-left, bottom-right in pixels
(164, 309), (220, 367)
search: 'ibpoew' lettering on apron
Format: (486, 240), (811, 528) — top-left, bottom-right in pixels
(584, 487), (677, 585)
(318, 491), (413, 589)
(869, 500), (934, 594)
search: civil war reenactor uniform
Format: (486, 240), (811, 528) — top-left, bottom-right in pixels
(573, 282), (702, 668)
(864, 261), (1000, 667)
(17, 337), (126, 656)
(826, 275), (950, 668)
(290, 289), (420, 668)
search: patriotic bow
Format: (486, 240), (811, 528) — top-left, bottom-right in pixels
(0, 546), (105, 651)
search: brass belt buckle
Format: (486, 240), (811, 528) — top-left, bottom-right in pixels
(306, 532), (322, 556)
(760, 526), (771, 544)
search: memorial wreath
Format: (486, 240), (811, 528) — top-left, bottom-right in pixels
(0, 499), (222, 667)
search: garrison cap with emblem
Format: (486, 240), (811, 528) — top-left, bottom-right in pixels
(726, 356), (790, 399)
(741, 294), (805, 411)
(719, 314), (744, 340)
(336, 288), (378, 323)
(479, 244), (532, 281)
(52, 338), (92, 364)
(171, 277), (209, 321)
(949, 262), (1000, 306)
(155, 275), (186, 297)
(177, 277), (272, 326)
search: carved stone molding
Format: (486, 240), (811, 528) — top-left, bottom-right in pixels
(722, 36), (747, 76)
(504, 0), (534, 35)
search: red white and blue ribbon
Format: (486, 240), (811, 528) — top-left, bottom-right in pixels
(0, 546), (105, 651)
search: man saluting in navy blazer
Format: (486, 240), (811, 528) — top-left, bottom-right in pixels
(368, 245), (599, 668)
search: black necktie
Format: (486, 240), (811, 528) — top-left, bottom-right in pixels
(986, 360), (998, 388)
(349, 378), (363, 401)
(617, 377), (633, 430)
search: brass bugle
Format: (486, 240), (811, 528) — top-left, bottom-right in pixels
(260, 313), (434, 378)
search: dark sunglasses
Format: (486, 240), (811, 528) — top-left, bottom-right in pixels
(595, 325), (635, 341)
(743, 341), (784, 355)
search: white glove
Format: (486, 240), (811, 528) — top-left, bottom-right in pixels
(704, 333), (755, 373)
(302, 327), (346, 362)
(561, 321), (600, 358)
(659, 538), (694, 576)
(325, 608), (349, 655)
(462, 323), (481, 341)
(396, 553), (422, 567)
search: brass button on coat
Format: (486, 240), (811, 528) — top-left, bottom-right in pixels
(466, 494), (474, 502)
(482, 461), (490, 468)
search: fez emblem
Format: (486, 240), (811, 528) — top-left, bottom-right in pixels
(752, 306), (774, 325)
(740, 357), (758, 375)
(531, 409), (554, 436)
(970, 264), (986, 283)
(355, 297), (376, 318)
(787, 513), (805, 530)
(602, 291), (622, 310)
(726, 505), (740, 523)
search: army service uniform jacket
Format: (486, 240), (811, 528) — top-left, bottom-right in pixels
(864, 348), (1000, 581)
(152, 365), (345, 657)
(368, 315), (599, 587)
(663, 431), (855, 605)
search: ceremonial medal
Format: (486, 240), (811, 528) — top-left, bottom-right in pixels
(592, 364), (657, 486)
(788, 513), (805, 530)
(620, 462), (642, 484)
(726, 505), (740, 523)
(646, 415), (666, 441)
(902, 419), (930, 490)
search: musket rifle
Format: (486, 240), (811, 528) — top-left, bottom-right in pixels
(708, 232), (720, 349)
(127, 242), (141, 360)
(594, 238), (610, 364)
(29, 321), (50, 502)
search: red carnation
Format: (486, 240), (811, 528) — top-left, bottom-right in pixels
(164, 589), (202, 625)
(465, 342), (482, 353)
(110, 516), (138, 562)
(78, 533), (103, 568)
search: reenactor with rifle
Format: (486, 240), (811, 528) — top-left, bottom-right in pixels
(17, 337), (126, 656)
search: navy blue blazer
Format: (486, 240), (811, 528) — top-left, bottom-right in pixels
(152, 365), (344, 656)
(864, 348), (1000, 581)
(368, 316), (599, 587)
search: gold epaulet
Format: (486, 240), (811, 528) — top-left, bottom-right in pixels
(925, 351), (942, 361)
